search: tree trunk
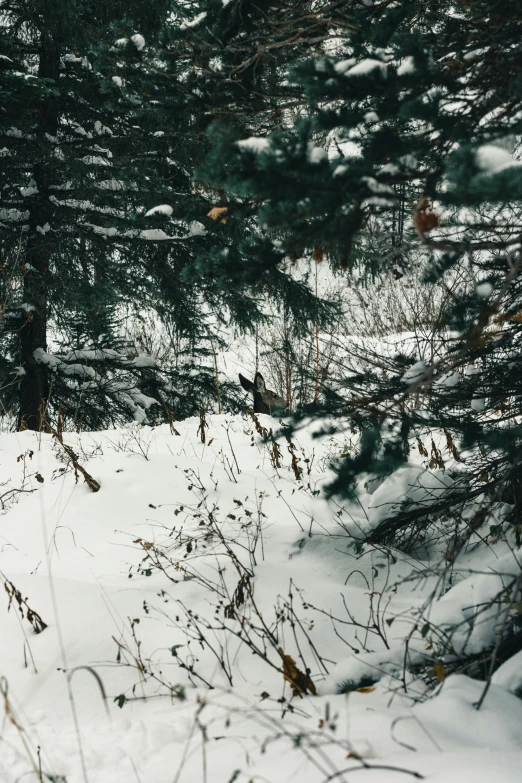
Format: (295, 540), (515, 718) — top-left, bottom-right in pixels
(18, 32), (60, 430)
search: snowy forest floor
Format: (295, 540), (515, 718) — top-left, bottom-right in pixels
(1, 415), (521, 783)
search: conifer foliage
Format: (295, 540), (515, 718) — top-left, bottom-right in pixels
(1, 0), (335, 430)
(188, 0), (522, 671)
(195, 0), (522, 498)
(0, 0), (245, 429)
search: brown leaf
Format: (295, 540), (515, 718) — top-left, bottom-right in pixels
(496, 310), (522, 324)
(417, 438), (428, 457)
(414, 209), (441, 235)
(207, 206), (228, 223)
(430, 661), (446, 682)
(413, 197), (441, 235)
(278, 647), (317, 696)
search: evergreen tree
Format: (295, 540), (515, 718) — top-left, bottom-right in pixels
(103, 2), (339, 415)
(194, 0), (522, 488)
(0, 0), (269, 430)
(188, 0), (522, 669)
(166, 0), (359, 280)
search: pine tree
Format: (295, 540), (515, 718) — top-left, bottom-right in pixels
(0, 0), (261, 430)
(103, 2), (339, 415)
(187, 0), (522, 669)
(167, 1), (358, 279)
(1, 0), (337, 430)
(193, 0), (522, 489)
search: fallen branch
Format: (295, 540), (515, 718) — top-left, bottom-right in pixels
(51, 427), (100, 492)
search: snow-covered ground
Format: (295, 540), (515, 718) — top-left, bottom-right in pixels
(1, 415), (521, 782)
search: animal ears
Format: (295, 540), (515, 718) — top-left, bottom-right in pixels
(254, 372), (266, 392)
(239, 373), (254, 393)
(239, 372), (267, 393)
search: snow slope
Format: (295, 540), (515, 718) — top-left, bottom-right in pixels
(0, 416), (521, 782)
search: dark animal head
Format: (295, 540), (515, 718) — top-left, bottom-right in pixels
(239, 372), (286, 415)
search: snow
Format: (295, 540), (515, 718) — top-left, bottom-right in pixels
(379, 163), (399, 174)
(399, 153), (418, 170)
(464, 47), (490, 61)
(333, 58), (356, 74)
(0, 418), (521, 783)
(476, 145), (522, 174)
(139, 228), (172, 240)
(36, 222), (51, 234)
(19, 183), (39, 197)
(333, 163), (348, 177)
(180, 11), (207, 29)
(187, 220), (207, 237)
(82, 155), (112, 166)
(88, 225), (119, 237)
(345, 59), (388, 77)
(492, 650), (522, 696)
(50, 180), (74, 191)
(132, 354), (157, 368)
(94, 120), (113, 136)
(362, 176), (395, 195)
(70, 122), (92, 138)
(0, 208), (29, 223)
(401, 359), (426, 383)
(397, 56), (416, 76)
(86, 221), (206, 241)
(112, 76), (123, 87)
(471, 396), (486, 411)
(362, 195), (396, 207)
(237, 136), (271, 153)
(33, 347), (61, 369)
(145, 204), (173, 217)
(61, 363), (96, 379)
(365, 464), (455, 529)
(63, 349), (122, 362)
(435, 370), (460, 387)
(112, 387), (158, 422)
(95, 180), (127, 191)
(31, 348), (122, 380)
(307, 145), (327, 163)
(476, 281), (493, 298)
(130, 34), (146, 51)
(49, 195), (124, 218)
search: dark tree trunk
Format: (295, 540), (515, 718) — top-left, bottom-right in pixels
(18, 32), (60, 430)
